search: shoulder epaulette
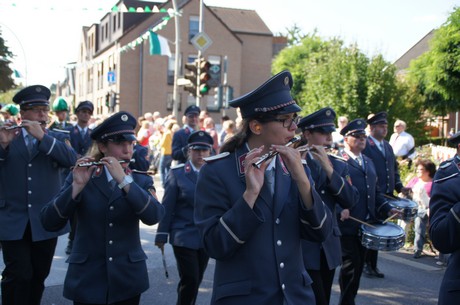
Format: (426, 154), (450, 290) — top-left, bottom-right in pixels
(203, 152), (230, 163)
(171, 163), (185, 170)
(51, 128), (70, 134)
(329, 154), (347, 162)
(434, 172), (459, 183)
(439, 159), (454, 169)
(131, 169), (155, 175)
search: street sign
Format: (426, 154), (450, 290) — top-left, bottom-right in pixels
(177, 78), (192, 86)
(107, 71), (116, 84)
(191, 32), (213, 52)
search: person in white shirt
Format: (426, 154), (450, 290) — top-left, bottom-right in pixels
(389, 119), (415, 160)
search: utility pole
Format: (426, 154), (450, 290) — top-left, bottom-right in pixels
(196, 0), (204, 108)
(171, 0), (180, 119)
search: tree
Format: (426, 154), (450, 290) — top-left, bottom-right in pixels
(0, 27), (15, 92)
(272, 31), (426, 141)
(406, 7), (460, 142)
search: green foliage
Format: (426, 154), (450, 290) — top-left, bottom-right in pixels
(0, 28), (16, 93)
(272, 31), (426, 143)
(407, 6), (460, 116)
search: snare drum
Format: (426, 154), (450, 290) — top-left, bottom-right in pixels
(387, 197), (418, 221)
(360, 223), (405, 251)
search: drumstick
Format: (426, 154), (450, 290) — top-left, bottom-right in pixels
(348, 216), (377, 228)
(382, 212), (399, 224)
(382, 193), (397, 199)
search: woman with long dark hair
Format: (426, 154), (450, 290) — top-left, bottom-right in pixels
(194, 71), (332, 305)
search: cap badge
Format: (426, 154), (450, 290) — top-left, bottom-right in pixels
(357, 121), (362, 125)
(284, 76), (289, 86)
(121, 114), (128, 122)
(326, 110), (331, 116)
(199, 131), (204, 136)
(36, 87), (42, 92)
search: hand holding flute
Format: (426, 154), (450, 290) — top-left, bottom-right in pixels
(252, 136), (301, 168)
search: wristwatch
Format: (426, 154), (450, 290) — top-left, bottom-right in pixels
(118, 175), (133, 189)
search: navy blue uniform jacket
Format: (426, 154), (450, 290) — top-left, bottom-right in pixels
(302, 154), (359, 270)
(66, 125), (92, 157)
(194, 147), (333, 305)
(155, 161), (202, 249)
(429, 157), (460, 305)
(0, 130), (76, 241)
(338, 152), (391, 236)
(172, 128), (191, 163)
(363, 138), (403, 194)
(40, 168), (165, 304)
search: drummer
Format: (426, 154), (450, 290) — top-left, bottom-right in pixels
(297, 107), (359, 305)
(337, 118), (399, 305)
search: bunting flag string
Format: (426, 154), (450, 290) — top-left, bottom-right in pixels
(64, 12), (176, 70)
(1, 2), (179, 14)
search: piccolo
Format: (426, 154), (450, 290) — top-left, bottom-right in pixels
(4, 125), (23, 130)
(77, 158), (135, 167)
(252, 136), (301, 168)
(3, 121), (47, 130)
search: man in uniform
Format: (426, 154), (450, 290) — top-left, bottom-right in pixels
(361, 111), (405, 278)
(337, 118), (396, 305)
(297, 107), (359, 305)
(0, 85), (77, 305)
(67, 100), (94, 158)
(172, 105), (200, 164)
(429, 131), (460, 305)
(48, 96), (71, 130)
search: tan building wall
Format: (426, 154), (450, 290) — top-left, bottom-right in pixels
(76, 0), (274, 125)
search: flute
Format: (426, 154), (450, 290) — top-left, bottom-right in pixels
(252, 136), (301, 168)
(77, 158), (135, 167)
(4, 125), (23, 130)
(3, 121), (47, 130)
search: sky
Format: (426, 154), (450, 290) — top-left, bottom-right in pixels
(0, 0), (459, 87)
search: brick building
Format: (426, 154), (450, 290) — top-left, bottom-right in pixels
(70, 0), (284, 121)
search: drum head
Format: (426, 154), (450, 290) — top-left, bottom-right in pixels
(388, 198), (417, 208)
(362, 223), (404, 237)
(361, 223), (405, 251)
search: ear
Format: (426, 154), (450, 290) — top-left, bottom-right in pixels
(97, 142), (108, 154)
(249, 120), (262, 135)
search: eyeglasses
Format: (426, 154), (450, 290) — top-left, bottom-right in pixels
(270, 115), (299, 128)
(23, 106), (50, 113)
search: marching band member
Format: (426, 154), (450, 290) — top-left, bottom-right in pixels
(194, 70), (332, 305)
(362, 112), (407, 278)
(297, 107), (359, 305)
(155, 130), (213, 305)
(337, 119), (397, 305)
(41, 111), (164, 305)
(429, 131), (460, 305)
(0, 85), (77, 305)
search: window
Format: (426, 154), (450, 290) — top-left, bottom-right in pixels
(113, 15), (117, 32)
(167, 93), (181, 111)
(189, 16), (199, 42)
(167, 54), (180, 85)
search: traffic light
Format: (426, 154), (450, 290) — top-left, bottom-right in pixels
(105, 93), (110, 107)
(198, 58), (211, 96)
(214, 85), (223, 108)
(184, 60), (197, 96)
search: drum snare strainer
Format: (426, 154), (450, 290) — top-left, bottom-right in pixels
(361, 223), (405, 251)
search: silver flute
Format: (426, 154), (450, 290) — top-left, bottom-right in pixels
(3, 121), (47, 130)
(252, 136), (301, 168)
(4, 125), (23, 130)
(77, 158), (135, 167)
